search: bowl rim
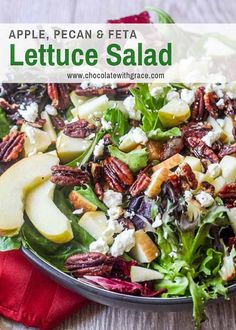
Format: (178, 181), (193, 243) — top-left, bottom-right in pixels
(22, 246), (236, 305)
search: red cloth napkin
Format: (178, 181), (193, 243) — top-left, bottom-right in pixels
(0, 251), (87, 329)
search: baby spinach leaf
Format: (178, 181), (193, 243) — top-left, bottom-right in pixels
(148, 127), (181, 141)
(74, 184), (107, 212)
(103, 107), (130, 144)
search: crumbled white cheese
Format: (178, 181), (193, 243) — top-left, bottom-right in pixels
(107, 206), (123, 221)
(206, 163), (222, 178)
(166, 91), (179, 102)
(180, 89), (195, 105)
(80, 82), (117, 90)
(18, 102), (38, 123)
(102, 219), (123, 244)
(216, 118), (225, 127)
(124, 210), (135, 219)
(93, 139), (105, 158)
(120, 127), (148, 145)
(195, 191), (214, 208)
(72, 208), (84, 215)
(123, 95), (141, 120)
(149, 86), (164, 97)
(89, 238), (109, 254)
(216, 98), (225, 107)
(184, 190), (193, 202)
(226, 91), (236, 99)
(101, 117), (112, 130)
(152, 213), (162, 228)
(110, 229), (135, 257)
(168, 251), (177, 258)
(45, 104), (57, 116)
(0, 84), (5, 97)
(201, 130), (221, 147)
(103, 190), (123, 208)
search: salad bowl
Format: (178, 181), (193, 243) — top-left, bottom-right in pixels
(22, 246), (236, 312)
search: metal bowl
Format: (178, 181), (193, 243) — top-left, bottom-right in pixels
(22, 247), (236, 312)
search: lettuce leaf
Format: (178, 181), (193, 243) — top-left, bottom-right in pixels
(0, 235), (21, 251)
(74, 184), (107, 212)
(0, 108), (11, 139)
(155, 276), (188, 296)
(146, 7), (175, 23)
(103, 107), (130, 144)
(108, 145), (148, 172)
(148, 127), (181, 141)
(199, 248), (222, 276)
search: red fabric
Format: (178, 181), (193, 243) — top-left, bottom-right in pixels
(107, 11), (150, 24)
(0, 250), (87, 330)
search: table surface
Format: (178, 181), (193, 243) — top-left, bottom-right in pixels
(0, 0), (236, 329)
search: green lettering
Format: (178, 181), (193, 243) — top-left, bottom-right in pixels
(107, 44), (121, 66)
(10, 44), (23, 66)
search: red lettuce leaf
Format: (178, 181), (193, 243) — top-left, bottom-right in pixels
(107, 11), (151, 24)
(84, 276), (166, 297)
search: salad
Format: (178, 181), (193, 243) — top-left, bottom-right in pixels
(0, 10), (236, 330)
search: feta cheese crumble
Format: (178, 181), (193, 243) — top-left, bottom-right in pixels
(201, 130), (220, 147)
(110, 229), (135, 257)
(195, 191), (214, 208)
(184, 190), (193, 202)
(120, 127), (148, 145)
(89, 238), (109, 254)
(180, 89), (195, 105)
(18, 102), (38, 123)
(216, 98), (225, 107)
(72, 208), (84, 215)
(107, 206), (123, 220)
(123, 96), (141, 120)
(103, 190), (122, 208)
(45, 104), (57, 116)
(101, 117), (112, 130)
(102, 219), (123, 244)
(206, 163), (221, 178)
(166, 91), (179, 102)
(93, 139), (105, 158)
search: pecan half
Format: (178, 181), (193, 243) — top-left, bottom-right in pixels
(218, 143), (236, 158)
(51, 165), (90, 186)
(47, 83), (70, 111)
(63, 119), (96, 138)
(204, 91), (219, 118)
(185, 136), (219, 163)
(178, 162), (198, 190)
(0, 98), (18, 114)
(160, 137), (184, 161)
(51, 115), (65, 130)
(104, 156), (134, 192)
(168, 173), (182, 195)
(0, 131), (25, 162)
(129, 173), (151, 197)
(191, 87), (208, 121)
(75, 84), (116, 96)
(219, 183), (236, 208)
(90, 163), (104, 200)
(224, 96), (236, 116)
(65, 252), (115, 277)
(182, 122), (212, 140)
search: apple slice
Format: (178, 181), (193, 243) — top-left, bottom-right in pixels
(56, 132), (91, 163)
(223, 116), (235, 143)
(193, 171), (214, 189)
(70, 91), (88, 107)
(213, 176), (226, 194)
(119, 135), (139, 152)
(184, 156), (203, 172)
(41, 111), (57, 143)
(78, 95), (109, 124)
(145, 167), (170, 198)
(220, 156), (236, 183)
(78, 211), (107, 239)
(130, 230), (159, 263)
(159, 99), (190, 127)
(130, 266), (163, 282)
(152, 153), (184, 172)
(0, 153), (59, 234)
(25, 180), (73, 243)
(69, 190), (97, 213)
(21, 123), (51, 157)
